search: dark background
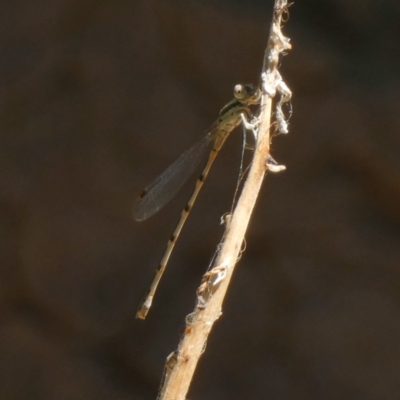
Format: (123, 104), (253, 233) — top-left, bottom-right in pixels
(1, 0), (400, 399)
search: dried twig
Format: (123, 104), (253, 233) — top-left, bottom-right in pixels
(157, 2), (292, 399)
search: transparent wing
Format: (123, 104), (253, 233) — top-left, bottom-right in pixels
(134, 134), (214, 221)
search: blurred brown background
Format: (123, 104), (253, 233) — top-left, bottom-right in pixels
(1, 0), (400, 399)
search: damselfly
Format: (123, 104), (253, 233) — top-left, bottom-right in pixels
(135, 84), (261, 319)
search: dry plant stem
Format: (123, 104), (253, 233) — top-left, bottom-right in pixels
(159, 109), (271, 400)
(158, 2), (290, 399)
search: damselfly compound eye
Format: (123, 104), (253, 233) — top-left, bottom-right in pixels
(233, 84), (246, 99)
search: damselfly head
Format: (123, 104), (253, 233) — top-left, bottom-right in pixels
(233, 84), (261, 104)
